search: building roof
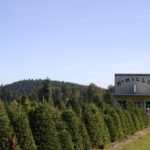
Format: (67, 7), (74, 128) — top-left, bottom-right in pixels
(115, 74), (150, 76)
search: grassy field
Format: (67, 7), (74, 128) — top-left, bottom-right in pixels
(123, 134), (150, 150)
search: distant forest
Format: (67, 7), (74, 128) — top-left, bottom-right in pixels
(0, 79), (149, 150)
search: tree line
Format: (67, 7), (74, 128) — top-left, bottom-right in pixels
(0, 79), (149, 150)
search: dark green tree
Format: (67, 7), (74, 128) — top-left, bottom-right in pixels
(31, 104), (61, 150)
(124, 111), (136, 134)
(52, 88), (65, 110)
(107, 107), (124, 139)
(41, 78), (52, 103)
(131, 112), (140, 131)
(7, 104), (37, 150)
(67, 98), (82, 118)
(116, 106), (127, 135)
(134, 108), (145, 130)
(0, 100), (20, 150)
(21, 95), (32, 113)
(104, 114), (118, 142)
(61, 110), (83, 150)
(82, 104), (110, 149)
(59, 129), (74, 150)
(62, 86), (72, 103)
(79, 123), (91, 150)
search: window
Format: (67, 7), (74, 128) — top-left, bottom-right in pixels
(146, 101), (150, 109)
(134, 101), (141, 108)
(117, 100), (126, 108)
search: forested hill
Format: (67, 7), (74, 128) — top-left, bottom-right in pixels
(0, 79), (82, 96)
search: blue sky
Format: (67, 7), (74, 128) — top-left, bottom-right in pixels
(0, 0), (150, 88)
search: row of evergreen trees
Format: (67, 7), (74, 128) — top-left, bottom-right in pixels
(0, 79), (149, 150)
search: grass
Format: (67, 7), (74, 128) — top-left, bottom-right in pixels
(123, 133), (150, 150)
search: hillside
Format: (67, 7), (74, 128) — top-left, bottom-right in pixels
(0, 79), (82, 96)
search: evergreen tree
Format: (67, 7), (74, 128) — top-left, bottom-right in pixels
(52, 88), (65, 110)
(59, 129), (74, 150)
(134, 108), (145, 130)
(141, 110), (149, 128)
(61, 110), (83, 150)
(116, 107), (127, 135)
(0, 100), (20, 150)
(124, 111), (136, 134)
(31, 104), (61, 150)
(107, 107), (124, 139)
(62, 86), (72, 103)
(41, 78), (52, 103)
(104, 115), (118, 142)
(72, 87), (80, 99)
(82, 104), (110, 149)
(67, 98), (82, 118)
(79, 123), (91, 150)
(21, 95), (32, 113)
(131, 112), (140, 131)
(124, 112), (131, 135)
(7, 104), (37, 150)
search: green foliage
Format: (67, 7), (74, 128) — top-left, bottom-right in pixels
(31, 104), (61, 150)
(104, 114), (118, 142)
(131, 112), (141, 131)
(52, 88), (65, 110)
(116, 106), (128, 135)
(141, 110), (149, 128)
(134, 108), (145, 130)
(21, 95), (32, 113)
(62, 86), (72, 103)
(41, 78), (52, 102)
(107, 107), (124, 139)
(104, 89), (113, 105)
(124, 111), (136, 134)
(82, 104), (110, 149)
(0, 100), (15, 150)
(79, 123), (91, 150)
(124, 112), (132, 135)
(7, 104), (37, 150)
(67, 98), (82, 118)
(59, 129), (74, 150)
(61, 110), (84, 150)
(87, 83), (104, 103)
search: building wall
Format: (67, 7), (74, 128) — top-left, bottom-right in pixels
(115, 74), (150, 95)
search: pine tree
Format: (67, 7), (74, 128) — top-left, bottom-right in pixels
(67, 98), (82, 118)
(79, 123), (91, 150)
(52, 88), (65, 110)
(82, 104), (110, 149)
(59, 129), (74, 150)
(61, 110), (83, 150)
(124, 112), (131, 135)
(141, 110), (149, 128)
(7, 104), (37, 150)
(116, 107), (127, 135)
(124, 111), (136, 134)
(41, 78), (52, 103)
(131, 112), (140, 131)
(31, 104), (61, 150)
(104, 115), (118, 142)
(0, 100), (20, 150)
(107, 107), (124, 139)
(134, 108), (145, 130)
(21, 95), (32, 113)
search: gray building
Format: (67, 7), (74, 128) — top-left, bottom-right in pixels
(114, 74), (150, 109)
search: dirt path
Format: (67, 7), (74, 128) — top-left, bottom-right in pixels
(104, 127), (150, 150)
